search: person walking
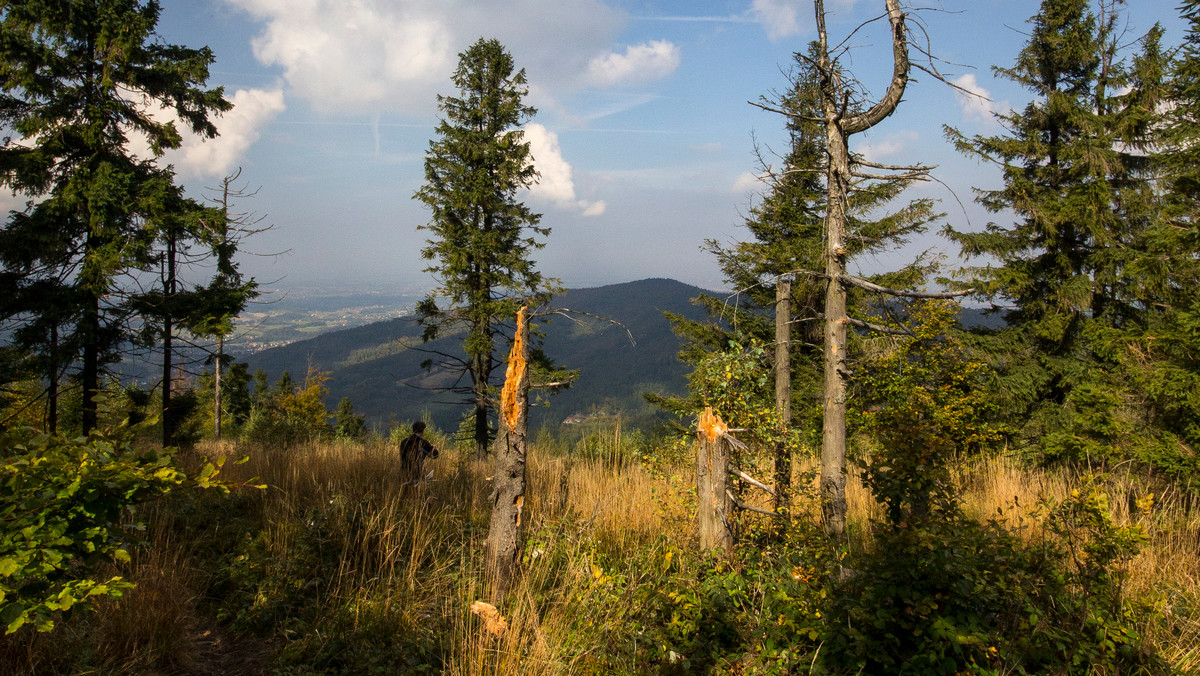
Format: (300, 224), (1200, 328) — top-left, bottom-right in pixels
(399, 420), (439, 485)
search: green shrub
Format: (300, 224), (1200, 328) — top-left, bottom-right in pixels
(0, 426), (226, 634)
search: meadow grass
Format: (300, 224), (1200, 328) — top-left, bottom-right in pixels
(3, 429), (1199, 673)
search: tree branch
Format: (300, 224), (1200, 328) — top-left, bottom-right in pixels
(729, 467), (777, 496)
(846, 316), (913, 336)
(727, 490), (783, 518)
(843, 0), (910, 134)
(841, 274), (974, 299)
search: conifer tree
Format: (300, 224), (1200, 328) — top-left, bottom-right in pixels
(414, 38), (552, 457)
(0, 0), (230, 434)
(1105, 1), (1200, 470)
(944, 0), (1167, 463)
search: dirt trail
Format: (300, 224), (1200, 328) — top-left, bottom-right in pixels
(183, 622), (273, 676)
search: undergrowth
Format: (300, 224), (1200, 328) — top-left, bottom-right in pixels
(0, 426), (1197, 674)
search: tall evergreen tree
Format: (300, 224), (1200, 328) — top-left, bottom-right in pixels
(1101, 1), (1200, 471)
(944, 0), (1168, 464)
(414, 38), (552, 458)
(0, 0), (230, 434)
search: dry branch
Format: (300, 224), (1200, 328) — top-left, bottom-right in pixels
(727, 490), (784, 518)
(729, 467), (777, 496)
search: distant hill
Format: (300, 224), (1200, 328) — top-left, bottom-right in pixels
(244, 278), (716, 433)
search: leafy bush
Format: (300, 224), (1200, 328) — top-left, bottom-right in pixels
(581, 523), (834, 674)
(243, 366), (333, 446)
(825, 301), (1165, 674)
(0, 426), (226, 634)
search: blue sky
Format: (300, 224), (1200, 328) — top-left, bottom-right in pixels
(125, 0), (1188, 294)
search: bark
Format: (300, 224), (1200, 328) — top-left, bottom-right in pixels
(697, 422), (733, 552)
(162, 227), (177, 447)
(474, 347), (492, 458)
(486, 307), (529, 601)
(815, 0), (911, 538)
(214, 335), (223, 441)
(47, 324), (58, 435)
(81, 292), (98, 435)
(773, 277), (792, 522)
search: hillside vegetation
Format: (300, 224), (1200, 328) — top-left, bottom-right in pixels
(6, 0), (1200, 673)
(243, 279), (714, 431)
(1, 429), (1196, 674)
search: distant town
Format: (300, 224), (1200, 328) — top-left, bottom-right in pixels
(228, 287), (421, 354)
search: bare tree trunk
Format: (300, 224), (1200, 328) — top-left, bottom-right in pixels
(697, 408), (733, 551)
(47, 324), (58, 435)
(162, 227), (177, 448)
(81, 291), (99, 435)
(815, 0), (911, 538)
(773, 277), (792, 523)
(214, 334), (223, 441)
(474, 349), (491, 458)
(487, 307), (529, 601)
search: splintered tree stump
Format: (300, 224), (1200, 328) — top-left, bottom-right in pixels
(487, 306), (530, 600)
(696, 407), (733, 551)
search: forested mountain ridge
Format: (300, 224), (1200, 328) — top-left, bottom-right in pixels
(244, 278), (716, 431)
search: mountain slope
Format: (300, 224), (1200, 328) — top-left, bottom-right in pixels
(244, 278), (716, 432)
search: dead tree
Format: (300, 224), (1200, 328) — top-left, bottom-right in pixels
(740, 0), (971, 537)
(815, 0), (920, 537)
(697, 407), (734, 551)
(696, 407), (782, 551)
(487, 305), (531, 600)
(773, 276), (792, 523)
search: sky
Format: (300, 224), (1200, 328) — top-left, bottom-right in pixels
(119, 0), (1191, 295)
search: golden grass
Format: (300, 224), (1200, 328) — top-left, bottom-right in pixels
(190, 432), (677, 675)
(8, 432), (1199, 674)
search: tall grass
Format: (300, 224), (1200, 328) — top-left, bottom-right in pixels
(4, 429), (1200, 673)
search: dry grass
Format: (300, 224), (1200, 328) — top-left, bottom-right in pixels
(7, 432), (1200, 674)
(191, 432), (676, 675)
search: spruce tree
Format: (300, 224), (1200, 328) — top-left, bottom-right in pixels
(1104, 2), (1200, 471)
(944, 0), (1167, 463)
(414, 38), (552, 457)
(0, 0), (230, 434)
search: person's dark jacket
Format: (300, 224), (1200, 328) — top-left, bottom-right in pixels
(400, 433), (438, 483)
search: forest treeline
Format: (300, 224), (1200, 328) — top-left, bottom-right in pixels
(4, 0), (1200, 673)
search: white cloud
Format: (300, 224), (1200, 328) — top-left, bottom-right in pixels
(226, 0), (627, 115)
(860, 130), (918, 162)
(585, 40), (681, 87)
(750, 0), (804, 41)
(952, 74), (1009, 126)
(524, 123), (605, 216)
(581, 201), (607, 217)
(167, 88), (286, 179)
(749, 0), (859, 41)
(733, 170), (767, 194)
(123, 86), (285, 179)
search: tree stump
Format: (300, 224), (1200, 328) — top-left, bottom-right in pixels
(696, 407), (733, 551)
(487, 306), (530, 600)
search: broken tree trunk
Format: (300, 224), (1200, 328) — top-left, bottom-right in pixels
(487, 306), (530, 601)
(696, 407), (733, 552)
